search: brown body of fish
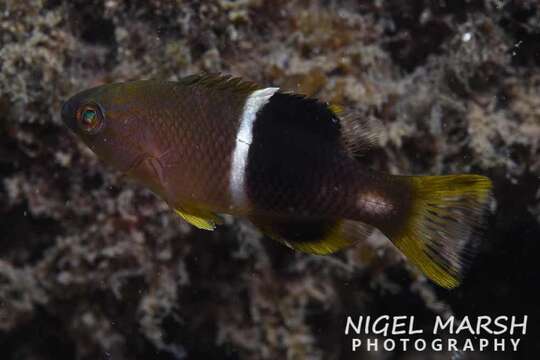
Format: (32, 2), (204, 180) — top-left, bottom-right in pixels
(62, 74), (492, 288)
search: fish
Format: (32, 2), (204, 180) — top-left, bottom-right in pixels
(61, 74), (492, 289)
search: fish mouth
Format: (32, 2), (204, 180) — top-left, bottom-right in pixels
(61, 100), (76, 128)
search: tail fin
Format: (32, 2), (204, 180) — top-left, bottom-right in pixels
(389, 175), (492, 289)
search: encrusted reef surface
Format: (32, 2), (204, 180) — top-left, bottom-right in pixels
(1, 0), (539, 359)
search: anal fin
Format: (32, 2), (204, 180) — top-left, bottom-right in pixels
(174, 207), (223, 231)
(249, 216), (374, 255)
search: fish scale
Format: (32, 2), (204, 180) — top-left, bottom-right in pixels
(62, 74), (492, 289)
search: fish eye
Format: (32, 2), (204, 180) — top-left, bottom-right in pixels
(77, 104), (104, 133)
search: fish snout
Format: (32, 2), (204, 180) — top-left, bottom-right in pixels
(61, 100), (75, 124)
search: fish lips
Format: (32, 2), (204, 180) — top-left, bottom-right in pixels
(61, 99), (77, 132)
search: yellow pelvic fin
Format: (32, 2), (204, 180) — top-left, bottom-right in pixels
(174, 207), (222, 231)
(390, 174), (492, 289)
(249, 216), (374, 255)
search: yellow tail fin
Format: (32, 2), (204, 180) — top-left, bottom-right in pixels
(391, 175), (492, 289)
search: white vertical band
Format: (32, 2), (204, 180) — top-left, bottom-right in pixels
(230, 87), (279, 208)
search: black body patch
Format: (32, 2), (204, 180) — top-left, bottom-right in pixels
(245, 92), (347, 214)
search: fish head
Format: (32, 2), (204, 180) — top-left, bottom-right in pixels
(61, 81), (152, 174)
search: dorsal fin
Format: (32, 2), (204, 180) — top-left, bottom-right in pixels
(339, 112), (382, 159)
(278, 93), (382, 159)
(180, 74), (382, 159)
(179, 73), (261, 95)
(328, 103), (344, 115)
(257, 90), (381, 159)
(253, 91), (344, 150)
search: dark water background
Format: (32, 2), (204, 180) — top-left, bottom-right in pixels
(1, 1), (539, 359)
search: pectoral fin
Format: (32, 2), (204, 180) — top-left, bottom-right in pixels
(174, 207), (223, 231)
(249, 216), (374, 255)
